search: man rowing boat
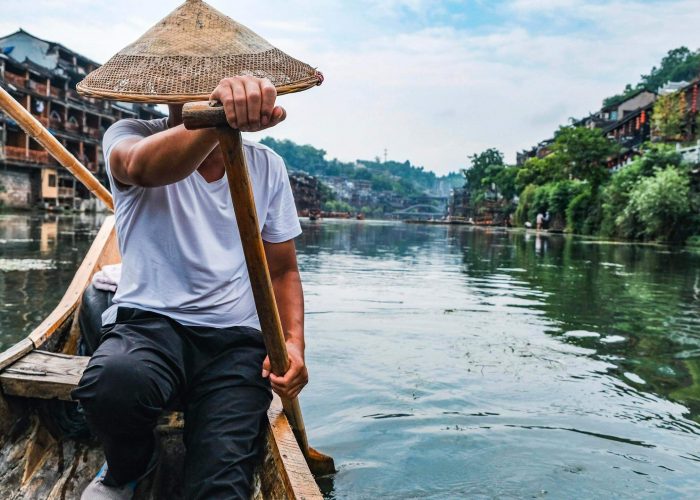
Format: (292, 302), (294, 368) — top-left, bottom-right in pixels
(71, 1), (323, 498)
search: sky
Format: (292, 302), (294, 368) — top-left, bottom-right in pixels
(2, 0), (700, 175)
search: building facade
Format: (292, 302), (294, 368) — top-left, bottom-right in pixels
(0, 29), (164, 209)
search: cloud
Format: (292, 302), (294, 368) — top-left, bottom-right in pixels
(2, 0), (700, 174)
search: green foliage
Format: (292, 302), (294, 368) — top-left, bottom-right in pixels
(514, 184), (536, 226)
(566, 188), (601, 235)
(318, 181), (336, 203)
(515, 127), (617, 194)
(652, 92), (687, 141)
(636, 144), (684, 175)
(260, 137), (460, 205)
(600, 145), (691, 240)
(322, 200), (354, 213)
(550, 126), (618, 188)
(623, 167), (691, 242)
(462, 148), (520, 202)
(515, 156), (564, 191)
(641, 47), (700, 91)
(600, 160), (644, 238)
(463, 148), (504, 189)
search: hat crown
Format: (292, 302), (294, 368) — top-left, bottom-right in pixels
(121, 0), (273, 58)
(77, 0), (322, 103)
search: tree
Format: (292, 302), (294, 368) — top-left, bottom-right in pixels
(652, 91), (687, 141)
(515, 156), (566, 192)
(549, 126), (618, 189)
(641, 47), (700, 91)
(623, 167), (691, 242)
(463, 148), (505, 190)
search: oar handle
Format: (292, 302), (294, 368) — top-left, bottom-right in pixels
(0, 87), (114, 211)
(182, 101), (229, 129)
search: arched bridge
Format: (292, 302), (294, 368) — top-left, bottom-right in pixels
(391, 204), (446, 220)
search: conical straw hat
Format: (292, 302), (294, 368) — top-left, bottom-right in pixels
(77, 0), (323, 103)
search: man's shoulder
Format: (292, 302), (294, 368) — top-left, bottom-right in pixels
(243, 140), (286, 171)
(243, 140), (282, 159)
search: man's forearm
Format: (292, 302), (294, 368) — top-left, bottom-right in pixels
(271, 269), (305, 352)
(123, 125), (219, 187)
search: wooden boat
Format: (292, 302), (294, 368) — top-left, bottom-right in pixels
(0, 216), (322, 499)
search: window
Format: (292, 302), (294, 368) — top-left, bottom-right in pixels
(48, 174), (56, 187)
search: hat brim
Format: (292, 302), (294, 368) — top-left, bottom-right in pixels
(77, 50), (323, 104)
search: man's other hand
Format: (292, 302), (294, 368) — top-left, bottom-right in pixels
(210, 76), (286, 132)
(262, 341), (308, 399)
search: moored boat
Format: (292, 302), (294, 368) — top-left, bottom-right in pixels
(0, 216), (322, 499)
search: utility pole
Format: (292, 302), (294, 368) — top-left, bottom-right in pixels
(383, 148), (387, 163)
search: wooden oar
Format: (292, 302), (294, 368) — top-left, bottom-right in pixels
(182, 101), (335, 476)
(0, 86), (114, 211)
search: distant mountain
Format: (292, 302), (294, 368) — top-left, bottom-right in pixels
(260, 137), (462, 197)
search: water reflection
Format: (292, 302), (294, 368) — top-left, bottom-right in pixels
(0, 212), (105, 347)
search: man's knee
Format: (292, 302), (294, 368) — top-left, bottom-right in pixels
(74, 353), (164, 427)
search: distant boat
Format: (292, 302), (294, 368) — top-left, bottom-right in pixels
(0, 216), (322, 499)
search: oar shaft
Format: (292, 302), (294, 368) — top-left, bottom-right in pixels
(216, 127), (310, 453)
(0, 86), (114, 211)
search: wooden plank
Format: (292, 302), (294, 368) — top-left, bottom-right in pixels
(28, 216), (118, 348)
(0, 351), (89, 401)
(265, 395), (323, 500)
(0, 338), (35, 371)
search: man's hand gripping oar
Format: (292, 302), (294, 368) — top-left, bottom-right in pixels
(182, 94), (335, 477)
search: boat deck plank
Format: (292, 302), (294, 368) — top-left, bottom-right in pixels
(0, 350), (89, 400)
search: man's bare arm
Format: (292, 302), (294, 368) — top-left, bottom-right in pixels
(262, 239), (308, 399)
(109, 76), (286, 188)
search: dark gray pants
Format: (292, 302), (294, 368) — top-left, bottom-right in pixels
(72, 308), (272, 500)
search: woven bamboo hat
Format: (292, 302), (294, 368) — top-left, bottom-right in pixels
(77, 0), (322, 103)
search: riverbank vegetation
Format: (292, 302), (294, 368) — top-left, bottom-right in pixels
(461, 46), (700, 245)
(464, 133), (699, 244)
(261, 137), (462, 197)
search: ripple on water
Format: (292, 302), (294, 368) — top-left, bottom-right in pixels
(0, 259), (55, 271)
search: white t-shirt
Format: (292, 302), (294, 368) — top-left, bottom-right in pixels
(101, 117), (301, 329)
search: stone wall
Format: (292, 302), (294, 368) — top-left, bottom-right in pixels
(0, 169), (33, 209)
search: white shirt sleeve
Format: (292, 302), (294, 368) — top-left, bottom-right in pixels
(103, 119), (154, 195)
(261, 155), (302, 243)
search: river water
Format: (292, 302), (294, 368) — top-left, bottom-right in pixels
(1, 213), (699, 499)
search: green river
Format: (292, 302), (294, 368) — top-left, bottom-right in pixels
(1, 213), (699, 498)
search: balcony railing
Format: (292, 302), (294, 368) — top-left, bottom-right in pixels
(3, 72), (25, 87)
(65, 121), (81, 133)
(34, 82), (48, 96)
(3, 146), (49, 164)
(58, 187), (75, 198)
(84, 127), (101, 139)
